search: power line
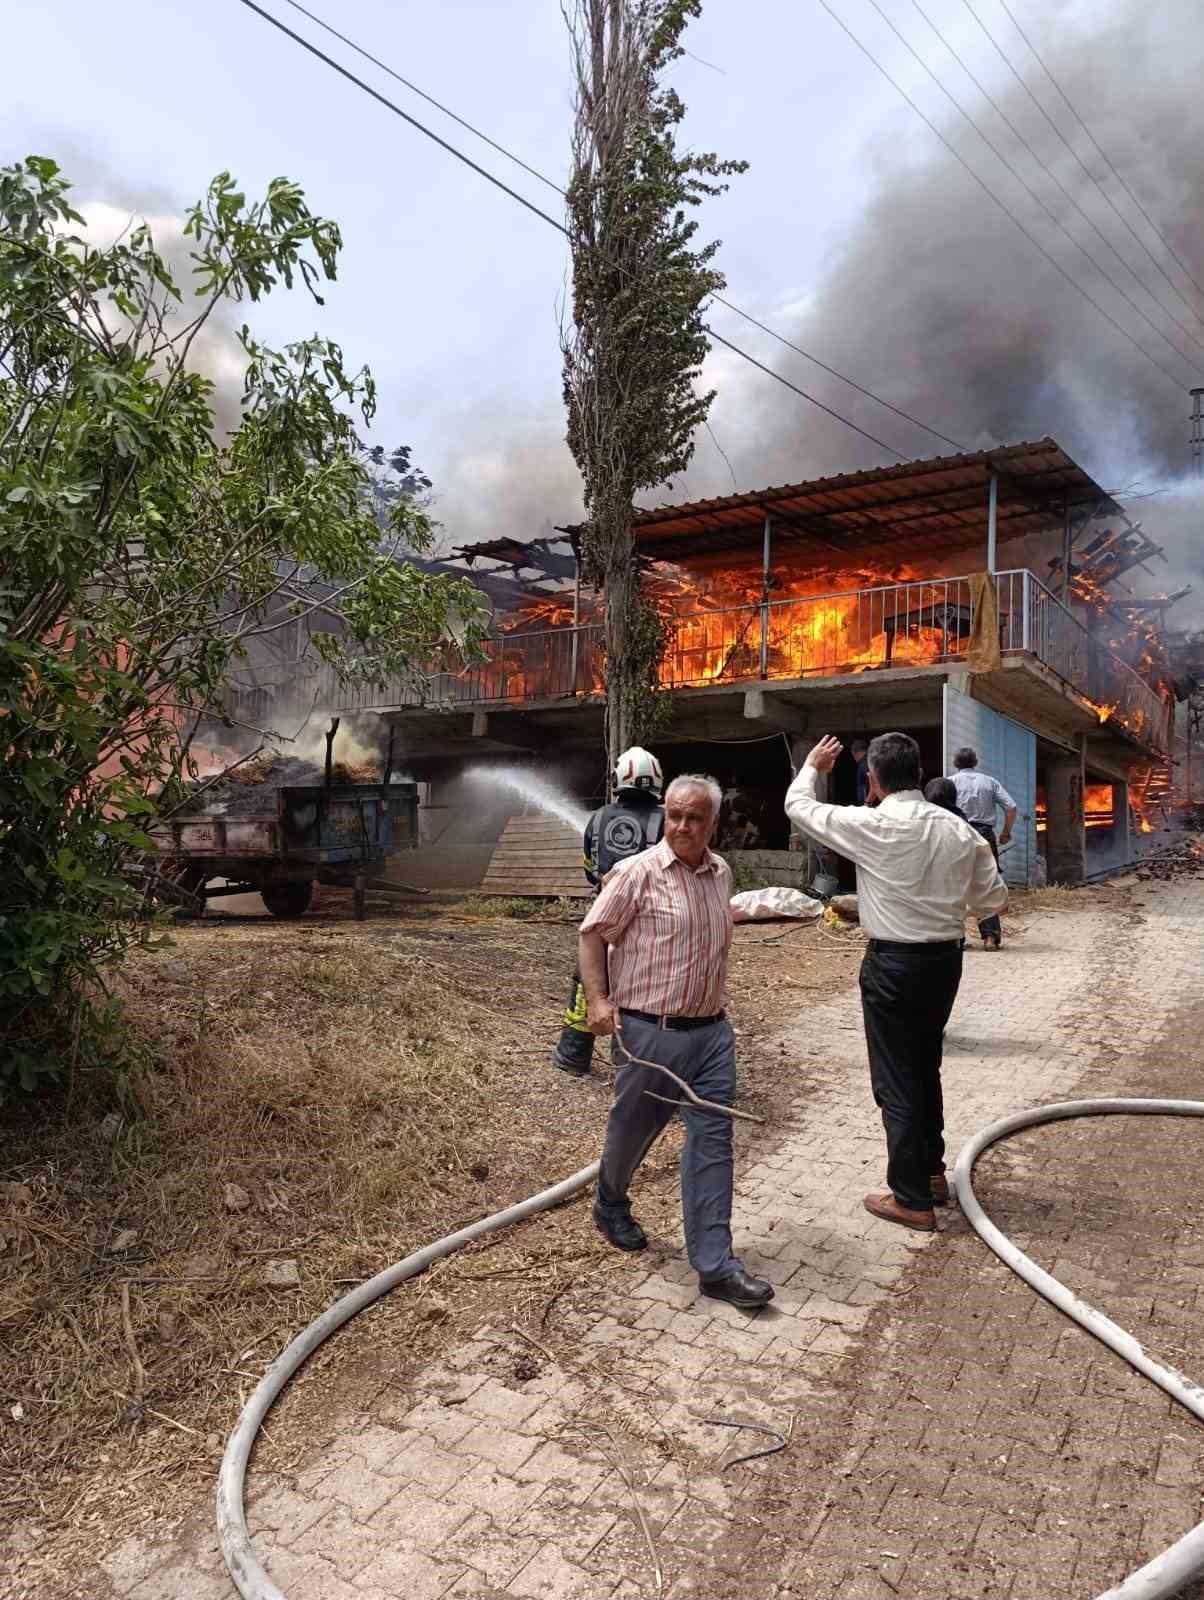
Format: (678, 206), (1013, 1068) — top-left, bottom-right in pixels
(709, 294), (964, 450)
(236, 0), (568, 236)
(291, 0), (966, 451)
(707, 329), (905, 455)
(906, 0), (1204, 357)
(813, 0), (1192, 392)
(858, 0), (1204, 381)
(235, 0), (961, 456)
(276, 0), (563, 200)
(993, 0), (1204, 309)
(959, 0), (1204, 329)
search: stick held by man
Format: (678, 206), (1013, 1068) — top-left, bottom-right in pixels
(785, 733), (1007, 1232)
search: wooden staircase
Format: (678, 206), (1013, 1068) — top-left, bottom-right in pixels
(478, 816), (591, 899)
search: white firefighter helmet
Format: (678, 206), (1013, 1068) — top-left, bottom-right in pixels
(613, 746), (663, 798)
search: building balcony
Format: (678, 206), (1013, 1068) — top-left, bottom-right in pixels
(307, 569), (1171, 755)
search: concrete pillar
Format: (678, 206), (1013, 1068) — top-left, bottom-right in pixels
(1045, 741), (1086, 885)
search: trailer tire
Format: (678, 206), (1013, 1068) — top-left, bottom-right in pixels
(260, 880), (314, 919)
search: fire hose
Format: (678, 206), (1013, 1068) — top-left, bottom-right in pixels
(216, 1100), (1204, 1600)
(216, 1162), (601, 1600)
(954, 1098), (1204, 1600)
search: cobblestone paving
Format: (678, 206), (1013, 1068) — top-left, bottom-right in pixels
(95, 881), (1204, 1600)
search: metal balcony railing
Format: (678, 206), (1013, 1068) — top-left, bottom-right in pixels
(273, 569), (1169, 752)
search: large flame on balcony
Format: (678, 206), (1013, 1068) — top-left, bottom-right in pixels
(499, 557), (965, 693)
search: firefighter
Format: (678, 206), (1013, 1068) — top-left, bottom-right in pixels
(551, 746), (665, 1077)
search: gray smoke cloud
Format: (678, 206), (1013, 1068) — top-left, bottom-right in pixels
(688, 0), (1204, 609)
(434, 0), (1204, 615)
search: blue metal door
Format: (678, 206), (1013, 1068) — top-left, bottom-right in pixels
(942, 684), (1037, 885)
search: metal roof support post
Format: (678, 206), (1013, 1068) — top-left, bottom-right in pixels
(986, 474), (998, 575)
(1061, 497), (1073, 604)
(759, 511), (772, 679)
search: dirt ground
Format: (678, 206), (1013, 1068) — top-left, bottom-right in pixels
(0, 886), (863, 1591)
(9, 880), (1197, 1600)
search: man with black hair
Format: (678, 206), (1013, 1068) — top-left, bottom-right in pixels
(785, 732), (1007, 1232)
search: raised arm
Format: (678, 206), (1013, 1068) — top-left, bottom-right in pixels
(785, 737), (884, 868)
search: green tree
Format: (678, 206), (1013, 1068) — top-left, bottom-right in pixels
(561, 0), (744, 771)
(0, 157), (488, 1089)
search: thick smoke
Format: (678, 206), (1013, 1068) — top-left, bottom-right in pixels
(689, 0), (1204, 608)
(433, 0), (1204, 612)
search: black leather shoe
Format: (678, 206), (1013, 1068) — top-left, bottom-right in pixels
(593, 1206), (647, 1252)
(700, 1268), (775, 1309)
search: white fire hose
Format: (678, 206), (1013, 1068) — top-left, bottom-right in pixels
(216, 1102), (1204, 1600)
(216, 1162), (600, 1600)
(955, 1098), (1204, 1600)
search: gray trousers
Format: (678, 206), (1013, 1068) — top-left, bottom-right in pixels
(596, 1013), (742, 1282)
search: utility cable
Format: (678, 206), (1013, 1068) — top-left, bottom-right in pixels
(235, 0), (568, 237)
(275, 0), (564, 201)
(237, 0), (966, 455)
(813, 0), (1190, 392)
(960, 0), (1204, 327)
(707, 329), (904, 456)
(906, 0), (1204, 357)
(858, 0), (1204, 382)
(993, 0), (1204, 310)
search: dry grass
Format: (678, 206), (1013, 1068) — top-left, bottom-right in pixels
(0, 895), (861, 1577)
(0, 913), (588, 1525)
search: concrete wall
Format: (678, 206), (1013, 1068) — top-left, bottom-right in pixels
(723, 849), (801, 888)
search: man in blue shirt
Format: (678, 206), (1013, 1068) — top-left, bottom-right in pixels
(949, 748), (1017, 950)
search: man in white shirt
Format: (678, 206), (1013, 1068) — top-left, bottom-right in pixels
(949, 748), (1017, 951)
(785, 732), (1007, 1232)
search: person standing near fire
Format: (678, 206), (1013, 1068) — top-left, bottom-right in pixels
(579, 774), (773, 1308)
(948, 747), (1017, 951)
(786, 733), (1007, 1232)
(552, 747), (665, 1077)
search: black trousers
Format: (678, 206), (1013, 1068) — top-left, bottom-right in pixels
(860, 939), (964, 1211)
(972, 824), (1002, 942)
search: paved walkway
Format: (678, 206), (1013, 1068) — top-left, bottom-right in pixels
(97, 881), (1204, 1600)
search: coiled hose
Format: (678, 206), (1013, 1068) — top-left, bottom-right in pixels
(954, 1099), (1204, 1600)
(216, 1101), (1204, 1600)
(216, 1161), (599, 1600)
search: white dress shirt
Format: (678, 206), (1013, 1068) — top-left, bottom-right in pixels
(784, 767), (1008, 943)
(950, 769), (1016, 828)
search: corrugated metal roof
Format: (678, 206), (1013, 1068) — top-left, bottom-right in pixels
(621, 438), (1116, 563)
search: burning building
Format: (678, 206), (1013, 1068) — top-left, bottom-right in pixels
(307, 438), (1177, 888)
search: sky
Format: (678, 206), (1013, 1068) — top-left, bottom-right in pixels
(5, 0), (1203, 582)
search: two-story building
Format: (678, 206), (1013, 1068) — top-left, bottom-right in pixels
(304, 437), (1175, 887)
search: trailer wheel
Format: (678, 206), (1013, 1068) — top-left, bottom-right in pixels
(260, 880), (314, 918)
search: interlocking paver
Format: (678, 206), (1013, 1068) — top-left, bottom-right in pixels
(387, 1433), (480, 1493)
(92, 883), (1204, 1598)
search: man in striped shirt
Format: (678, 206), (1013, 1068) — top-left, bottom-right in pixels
(579, 774), (774, 1310)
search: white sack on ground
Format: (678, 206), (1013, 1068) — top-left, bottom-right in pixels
(730, 887), (823, 923)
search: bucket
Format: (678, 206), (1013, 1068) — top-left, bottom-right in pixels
(809, 871), (840, 899)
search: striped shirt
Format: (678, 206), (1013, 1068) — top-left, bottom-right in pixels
(580, 837), (733, 1016)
